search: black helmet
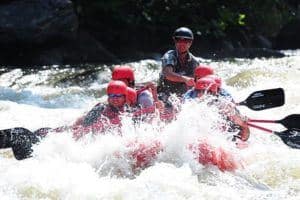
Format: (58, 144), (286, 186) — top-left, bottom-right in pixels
(173, 27), (194, 40)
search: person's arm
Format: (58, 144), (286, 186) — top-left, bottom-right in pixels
(163, 65), (195, 87)
(220, 102), (250, 141)
(136, 81), (158, 102)
(219, 88), (235, 103)
(230, 114), (250, 141)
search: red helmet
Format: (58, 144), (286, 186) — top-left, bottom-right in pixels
(112, 65), (135, 82)
(206, 74), (222, 88)
(126, 87), (137, 105)
(195, 77), (218, 93)
(106, 80), (127, 95)
(194, 65), (214, 79)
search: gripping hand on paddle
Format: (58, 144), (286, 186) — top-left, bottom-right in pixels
(219, 101), (250, 141)
(184, 76), (195, 87)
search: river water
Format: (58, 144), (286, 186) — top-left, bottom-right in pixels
(0, 51), (300, 199)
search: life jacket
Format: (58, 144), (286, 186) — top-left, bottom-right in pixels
(136, 87), (155, 108)
(81, 103), (105, 126)
(127, 139), (163, 170)
(159, 106), (176, 122)
(132, 106), (156, 117)
(188, 139), (242, 172)
(128, 87), (156, 122)
(72, 104), (124, 139)
(133, 87), (176, 123)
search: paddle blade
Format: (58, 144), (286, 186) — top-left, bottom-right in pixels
(278, 114), (300, 129)
(239, 88), (284, 111)
(275, 129), (300, 149)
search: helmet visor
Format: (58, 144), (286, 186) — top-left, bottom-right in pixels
(174, 37), (193, 43)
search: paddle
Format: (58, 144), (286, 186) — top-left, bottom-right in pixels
(247, 122), (300, 149)
(237, 88), (284, 111)
(248, 114), (300, 129)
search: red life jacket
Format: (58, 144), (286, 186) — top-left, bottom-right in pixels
(72, 104), (123, 139)
(132, 106), (156, 117)
(188, 139), (242, 172)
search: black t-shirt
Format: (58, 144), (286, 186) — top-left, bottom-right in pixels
(158, 50), (199, 96)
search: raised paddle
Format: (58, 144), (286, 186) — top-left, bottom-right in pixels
(247, 122), (300, 149)
(248, 114), (300, 129)
(237, 88), (284, 111)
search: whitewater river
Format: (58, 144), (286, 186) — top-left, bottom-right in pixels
(0, 51), (300, 199)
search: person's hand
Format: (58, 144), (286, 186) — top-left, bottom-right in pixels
(229, 113), (250, 142)
(144, 82), (157, 90)
(184, 77), (195, 87)
(155, 100), (164, 111)
(237, 124), (250, 142)
(220, 102), (236, 116)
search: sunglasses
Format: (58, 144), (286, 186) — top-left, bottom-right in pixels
(174, 37), (193, 43)
(108, 94), (125, 98)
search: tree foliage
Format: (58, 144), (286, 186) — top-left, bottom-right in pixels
(71, 0), (298, 55)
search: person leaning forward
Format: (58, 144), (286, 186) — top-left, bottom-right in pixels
(157, 27), (200, 99)
(0, 81), (130, 160)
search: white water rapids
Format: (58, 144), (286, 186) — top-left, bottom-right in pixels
(0, 51), (300, 199)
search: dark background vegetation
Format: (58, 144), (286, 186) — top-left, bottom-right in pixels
(0, 0), (299, 66)
(72, 0), (299, 59)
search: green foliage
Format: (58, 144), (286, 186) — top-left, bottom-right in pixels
(238, 14), (246, 26)
(70, 0), (298, 49)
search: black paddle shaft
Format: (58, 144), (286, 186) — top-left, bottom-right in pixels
(275, 129), (300, 149)
(239, 88), (285, 111)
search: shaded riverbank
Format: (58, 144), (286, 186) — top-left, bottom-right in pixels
(0, 0), (299, 66)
